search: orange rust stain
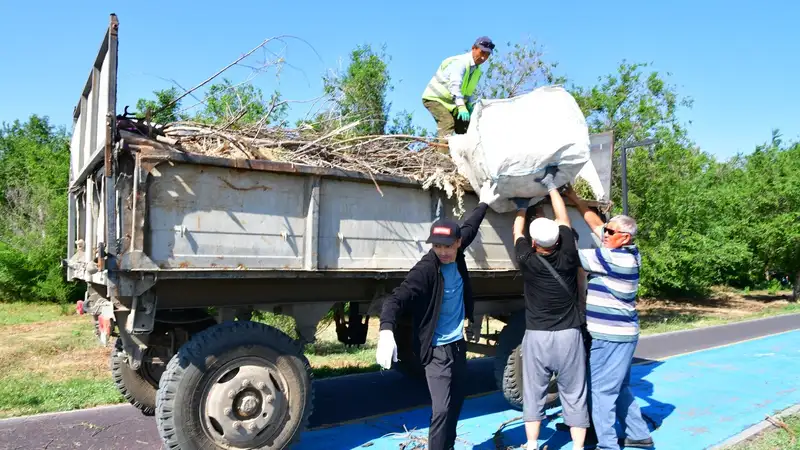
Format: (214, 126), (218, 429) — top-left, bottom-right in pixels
(179, 261), (190, 269)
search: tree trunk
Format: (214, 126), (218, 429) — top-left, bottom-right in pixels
(792, 271), (799, 302)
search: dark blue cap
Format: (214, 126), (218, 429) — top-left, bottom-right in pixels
(474, 36), (495, 53)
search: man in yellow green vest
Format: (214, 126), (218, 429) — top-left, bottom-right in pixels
(422, 37), (495, 138)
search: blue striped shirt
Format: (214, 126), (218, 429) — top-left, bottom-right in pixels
(579, 244), (642, 342)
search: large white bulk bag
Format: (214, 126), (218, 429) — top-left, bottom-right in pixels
(448, 85), (597, 213)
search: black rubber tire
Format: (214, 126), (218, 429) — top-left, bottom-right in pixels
(110, 314), (216, 417)
(394, 319), (425, 379)
(494, 311), (559, 411)
(110, 339), (158, 416)
(155, 321), (314, 450)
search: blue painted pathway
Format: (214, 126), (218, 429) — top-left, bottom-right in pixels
(295, 329), (800, 450)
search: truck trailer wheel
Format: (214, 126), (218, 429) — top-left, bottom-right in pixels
(156, 321), (313, 450)
(110, 339), (161, 416)
(494, 312), (559, 410)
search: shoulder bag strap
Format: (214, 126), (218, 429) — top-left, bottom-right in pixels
(535, 254), (572, 297)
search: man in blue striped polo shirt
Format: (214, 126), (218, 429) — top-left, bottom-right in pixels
(563, 186), (654, 450)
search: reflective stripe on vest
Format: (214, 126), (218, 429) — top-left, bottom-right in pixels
(422, 55), (482, 112)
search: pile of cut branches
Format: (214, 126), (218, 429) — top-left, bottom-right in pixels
(159, 120), (471, 213)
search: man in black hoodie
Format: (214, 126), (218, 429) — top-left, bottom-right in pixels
(376, 180), (500, 450)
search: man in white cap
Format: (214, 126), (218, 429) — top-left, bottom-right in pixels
(511, 167), (589, 450)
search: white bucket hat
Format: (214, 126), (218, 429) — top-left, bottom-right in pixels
(529, 217), (559, 247)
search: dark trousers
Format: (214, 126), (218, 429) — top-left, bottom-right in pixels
(424, 339), (467, 450)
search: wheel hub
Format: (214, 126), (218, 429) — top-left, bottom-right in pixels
(234, 391), (261, 418)
(203, 363), (286, 446)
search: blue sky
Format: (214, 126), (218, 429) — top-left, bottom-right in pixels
(0, 0), (796, 160)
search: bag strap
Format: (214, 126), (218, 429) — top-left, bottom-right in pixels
(535, 254), (572, 297)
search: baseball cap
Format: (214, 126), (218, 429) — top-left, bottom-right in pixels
(474, 36), (495, 54)
(529, 217), (560, 248)
(426, 219), (462, 246)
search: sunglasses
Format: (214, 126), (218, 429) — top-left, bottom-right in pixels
(477, 41), (495, 49)
(603, 227), (628, 236)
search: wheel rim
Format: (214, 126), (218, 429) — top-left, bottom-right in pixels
(200, 357), (288, 448)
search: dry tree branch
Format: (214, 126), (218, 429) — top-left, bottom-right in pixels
(157, 120), (470, 208)
(492, 415), (524, 450)
(766, 414), (796, 444)
(175, 67), (277, 117)
(155, 37), (286, 117)
(294, 121), (362, 155)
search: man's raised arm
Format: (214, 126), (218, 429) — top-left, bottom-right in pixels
(512, 207), (527, 243)
(563, 185), (604, 238)
(537, 166), (570, 228)
(459, 181), (500, 250)
(549, 188), (570, 228)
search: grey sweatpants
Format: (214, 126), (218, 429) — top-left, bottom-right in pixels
(522, 328), (590, 427)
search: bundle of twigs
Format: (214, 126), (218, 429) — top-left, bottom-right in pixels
(160, 120), (471, 214)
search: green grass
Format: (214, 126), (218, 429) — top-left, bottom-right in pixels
(305, 340), (379, 379)
(0, 376), (121, 419)
(730, 414), (800, 450)
(640, 312), (729, 335)
(253, 310), (382, 378)
(0, 301), (69, 325)
(640, 302), (800, 335)
(0, 309), (125, 418)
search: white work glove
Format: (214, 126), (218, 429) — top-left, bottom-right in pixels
(479, 180), (500, 205)
(376, 330), (398, 370)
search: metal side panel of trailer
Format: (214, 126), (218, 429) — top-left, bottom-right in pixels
(66, 130), (612, 309)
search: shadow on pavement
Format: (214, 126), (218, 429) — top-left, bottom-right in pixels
(309, 357), (497, 428)
(468, 359), (675, 450)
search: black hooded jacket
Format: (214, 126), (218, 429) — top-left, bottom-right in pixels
(379, 202), (489, 366)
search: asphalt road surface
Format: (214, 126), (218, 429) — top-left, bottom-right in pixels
(1, 313), (797, 450)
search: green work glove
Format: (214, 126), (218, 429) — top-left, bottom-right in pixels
(457, 106), (470, 122)
(467, 103), (474, 114)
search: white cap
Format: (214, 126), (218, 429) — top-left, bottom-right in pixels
(529, 217), (559, 247)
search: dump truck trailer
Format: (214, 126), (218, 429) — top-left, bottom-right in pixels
(65, 14), (616, 449)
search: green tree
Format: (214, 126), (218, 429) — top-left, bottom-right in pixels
(570, 61), (693, 145)
(568, 61), (695, 217)
(566, 61), (758, 297)
(322, 44), (392, 135)
(726, 131), (800, 300)
(0, 115), (80, 302)
(135, 87), (185, 124)
(474, 37), (564, 100)
(626, 135), (754, 297)
(386, 110), (429, 136)
(195, 79), (287, 127)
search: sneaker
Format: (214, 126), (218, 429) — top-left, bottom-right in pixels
(622, 437), (654, 448)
